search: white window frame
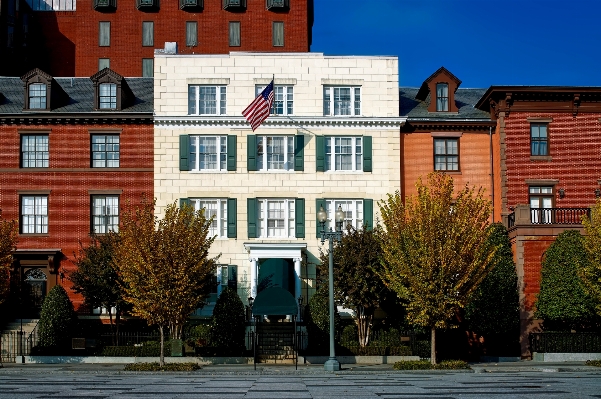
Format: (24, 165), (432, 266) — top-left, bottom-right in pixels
(189, 135), (227, 172)
(434, 138), (458, 171)
(325, 199), (363, 232)
(191, 198), (228, 238)
(92, 195), (119, 234)
(529, 186), (553, 224)
(21, 195), (48, 234)
(436, 83), (449, 112)
(99, 83), (117, 109)
(325, 136), (362, 172)
(28, 83), (47, 109)
(92, 134), (120, 168)
(255, 85), (293, 115)
(258, 198), (295, 238)
(21, 135), (49, 168)
(188, 85), (227, 115)
(257, 135), (294, 171)
(323, 86), (361, 116)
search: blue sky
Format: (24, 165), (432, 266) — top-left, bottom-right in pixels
(311, 0), (601, 88)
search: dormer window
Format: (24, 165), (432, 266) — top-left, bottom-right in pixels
(91, 68), (132, 111)
(29, 83), (47, 109)
(99, 83), (117, 109)
(436, 83), (448, 112)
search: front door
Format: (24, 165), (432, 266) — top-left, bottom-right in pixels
(22, 268), (47, 318)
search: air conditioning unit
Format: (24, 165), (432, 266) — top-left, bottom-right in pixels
(180, 0), (203, 10)
(93, 0), (116, 11)
(223, 0), (246, 10)
(267, 0), (289, 10)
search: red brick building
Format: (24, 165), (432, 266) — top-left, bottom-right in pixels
(476, 87), (601, 357)
(0, 67), (153, 317)
(400, 67), (500, 220)
(1, 0), (314, 77)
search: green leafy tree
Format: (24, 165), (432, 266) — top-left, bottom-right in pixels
(306, 286), (341, 354)
(38, 285), (76, 350)
(379, 172), (498, 364)
(210, 287), (246, 356)
(580, 200), (601, 317)
(535, 230), (597, 330)
(70, 232), (127, 344)
(464, 223), (520, 355)
(0, 210), (18, 306)
(114, 198), (217, 366)
(318, 224), (388, 347)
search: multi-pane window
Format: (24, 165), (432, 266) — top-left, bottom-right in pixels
(257, 136), (294, 171)
(531, 123), (549, 156)
(28, 83), (47, 109)
(189, 136), (227, 171)
(436, 83), (449, 111)
(434, 138), (459, 171)
(229, 21), (240, 47)
(21, 195), (48, 234)
(325, 136), (362, 171)
(188, 85), (227, 115)
(186, 21), (198, 47)
(323, 86), (361, 116)
(142, 21), (154, 46)
(256, 85), (293, 115)
(25, 0), (76, 11)
(529, 186), (553, 224)
(99, 21), (110, 46)
(142, 58), (153, 77)
(21, 135), (49, 168)
(99, 83), (117, 109)
(324, 199), (363, 231)
(92, 195), (119, 233)
(272, 21), (284, 47)
(191, 199), (228, 238)
(91, 135), (120, 167)
(258, 199), (295, 238)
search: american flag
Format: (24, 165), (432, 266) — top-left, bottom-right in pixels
(242, 80), (274, 131)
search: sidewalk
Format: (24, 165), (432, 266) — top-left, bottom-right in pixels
(1, 360), (600, 374)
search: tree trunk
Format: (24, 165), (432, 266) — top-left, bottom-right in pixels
(107, 307), (115, 346)
(356, 306), (373, 348)
(115, 308), (121, 346)
(430, 327), (437, 365)
(159, 325), (165, 367)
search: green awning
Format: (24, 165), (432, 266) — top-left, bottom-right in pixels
(252, 287), (298, 316)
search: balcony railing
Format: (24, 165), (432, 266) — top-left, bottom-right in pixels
(508, 207), (590, 228)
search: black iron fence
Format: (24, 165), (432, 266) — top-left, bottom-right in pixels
(530, 332), (601, 353)
(1, 324), (39, 363)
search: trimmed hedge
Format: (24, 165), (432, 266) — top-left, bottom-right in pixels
(340, 345), (412, 356)
(393, 360), (470, 370)
(124, 362), (201, 371)
(100, 341), (170, 357)
(586, 360), (601, 367)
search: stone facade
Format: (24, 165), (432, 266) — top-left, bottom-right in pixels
(154, 52), (405, 315)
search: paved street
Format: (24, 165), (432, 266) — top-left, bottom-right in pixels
(1, 364), (601, 399)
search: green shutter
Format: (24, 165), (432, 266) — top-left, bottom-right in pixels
(179, 198), (191, 208)
(363, 136), (372, 172)
(227, 198), (237, 238)
(316, 198), (325, 237)
(179, 135), (190, 171)
(294, 134), (304, 171)
(227, 135), (237, 171)
(364, 198), (373, 231)
(295, 198), (305, 238)
(247, 198), (257, 238)
(315, 136), (325, 172)
(247, 135), (257, 171)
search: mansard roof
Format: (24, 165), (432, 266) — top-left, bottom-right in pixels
(400, 87), (490, 119)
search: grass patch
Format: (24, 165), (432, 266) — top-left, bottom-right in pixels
(393, 360), (470, 370)
(586, 360), (601, 367)
(124, 362), (201, 371)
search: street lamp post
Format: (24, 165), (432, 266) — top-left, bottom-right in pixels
(317, 205), (344, 371)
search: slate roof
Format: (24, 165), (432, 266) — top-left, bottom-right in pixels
(399, 87), (490, 120)
(0, 77), (153, 114)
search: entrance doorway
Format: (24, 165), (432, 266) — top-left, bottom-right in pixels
(257, 258), (294, 296)
(22, 268), (47, 318)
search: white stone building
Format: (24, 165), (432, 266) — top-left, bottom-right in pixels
(153, 52), (405, 317)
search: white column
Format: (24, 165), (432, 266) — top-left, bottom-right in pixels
(250, 257), (258, 298)
(294, 257), (302, 320)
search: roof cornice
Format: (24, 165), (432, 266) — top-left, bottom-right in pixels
(0, 113), (153, 125)
(153, 116), (407, 129)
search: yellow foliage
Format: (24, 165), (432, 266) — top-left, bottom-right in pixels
(0, 210), (18, 305)
(580, 199), (601, 316)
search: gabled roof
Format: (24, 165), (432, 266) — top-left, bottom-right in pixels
(20, 68), (53, 83)
(400, 87), (490, 120)
(415, 66), (462, 101)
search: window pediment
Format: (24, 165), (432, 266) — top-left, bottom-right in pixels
(90, 68), (132, 111)
(20, 68), (54, 111)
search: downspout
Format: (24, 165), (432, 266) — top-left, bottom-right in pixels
(489, 126), (495, 220)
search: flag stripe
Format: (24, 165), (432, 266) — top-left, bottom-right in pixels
(242, 80), (274, 131)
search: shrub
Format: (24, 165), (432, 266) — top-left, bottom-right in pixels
(210, 287), (246, 356)
(100, 340), (170, 357)
(124, 362), (201, 371)
(393, 360), (470, 370)
(38, 285), (76, 350)
(339, 325), (358, 347)
(586, 360), (601, 367)
(184, 323), (211, 348)
(306, 286), (341, 355)
(534, 230), (597, 331)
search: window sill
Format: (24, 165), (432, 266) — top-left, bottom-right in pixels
(254, 170), (296, 173)
(324, 170), (364, 173)
(437, 170), (461, 175)
(188, 170), (229, 173)
(19, 233), (49, 237)
(530, 156), (552, 161)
